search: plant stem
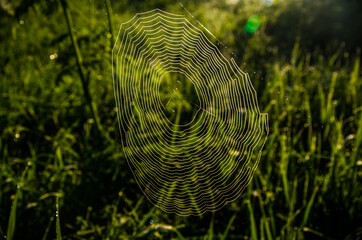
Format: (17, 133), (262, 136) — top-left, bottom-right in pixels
(56, 196), (62, 240)
(60, 0), (101, 134)
(105, 0), (114, 49)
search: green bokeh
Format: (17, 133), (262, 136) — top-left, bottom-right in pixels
(244, 15), (262, 35)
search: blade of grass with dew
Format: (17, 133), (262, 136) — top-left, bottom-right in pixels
(59, 0), (102, 134)
(104, 0), (114, 49)
(56, 196), (62, 240)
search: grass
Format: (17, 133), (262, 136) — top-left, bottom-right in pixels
(0, 0), (361, 239)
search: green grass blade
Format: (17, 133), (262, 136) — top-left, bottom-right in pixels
(104, 0), (114, 48)
(56, 196), (62, 240)
(247, 201), (258, 240)
(207, 213), (215, 240)
(6, 187), (20, 240)
(302, 185), (319, 227)
(59, 0), (101, 134)
(221, 213), (237, 240)
(42, 219), (53, 240)
(264, 216), (273, 240)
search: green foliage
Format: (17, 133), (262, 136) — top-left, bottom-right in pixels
(0, 0), (361, 239)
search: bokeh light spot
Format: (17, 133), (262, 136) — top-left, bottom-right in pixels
(244, 15), (262, 35)
(264, 0), (274, 7)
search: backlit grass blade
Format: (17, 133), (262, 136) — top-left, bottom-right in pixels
(301, 185), (319, 227)
(206, 213), (215, 240)
(6, 187), (20, 240)
(247, 201), (258, 240)
(221, 213), (237, 240)
(56, 196), (62, 240)
(42, 219), (52, 240)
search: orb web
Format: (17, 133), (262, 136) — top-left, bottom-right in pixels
(112, 9), (269, 216)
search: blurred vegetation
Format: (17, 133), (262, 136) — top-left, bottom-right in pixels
(0, 0), (361, 239)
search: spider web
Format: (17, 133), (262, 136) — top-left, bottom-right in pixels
(112, 9), (269, 216)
